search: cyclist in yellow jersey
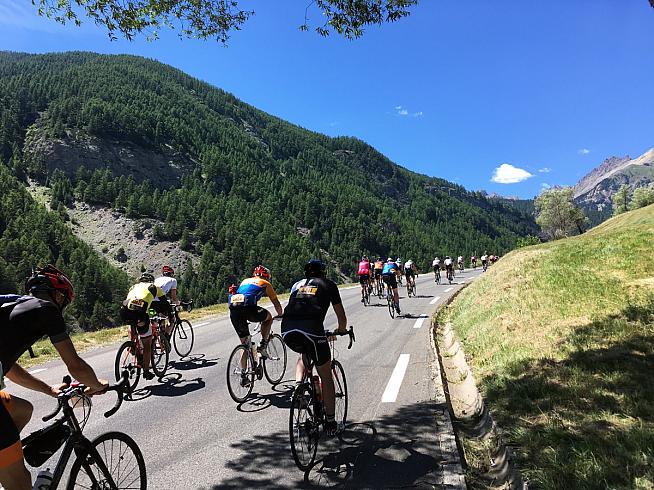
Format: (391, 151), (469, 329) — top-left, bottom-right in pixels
(119, 273), (172, 380)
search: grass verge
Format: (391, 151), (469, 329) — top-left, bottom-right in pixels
(440, 204), (654, 489)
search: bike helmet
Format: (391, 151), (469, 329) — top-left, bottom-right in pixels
(162, 265), (174, 277)
(24, 265), (74, 307)
(304, 259), (326, 278)
(387, 257), (393, 262)
(139, 273), (155, 283)
(228, 284), (238, 295)
(253, 265), (271, 281)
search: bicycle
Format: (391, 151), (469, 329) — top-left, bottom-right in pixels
(446, 267), (454, 285)
(406, 276), (416, 297)
(20, 371), (146, 489)
(376, 276), (384, 299)
(361, 282), (370, 306)
(114, 315), (169, 392)
(226, 320), (288, 403)
(458, 263), (464, 272)
(385, 282), (397, 318)
(289, 327), (355, 471)
(167, 300), (195, 358)
(434, 267), (441, 284)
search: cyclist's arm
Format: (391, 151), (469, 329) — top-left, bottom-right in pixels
(170, 288), (179, 305)
(265, 283), (283, 317)
(53, 338), (108, 394)
(5, 363), (60, 397)
(333, 303), (347, 334)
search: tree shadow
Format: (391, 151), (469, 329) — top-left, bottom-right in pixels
(204, 400), (453, 488)
(479, 300), (654, 489)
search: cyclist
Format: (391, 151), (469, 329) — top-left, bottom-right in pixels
(0, 265), (108, 490)
(404, 259), (417, 289)
(432, 256), (441, 282)
(395, 257), (403, 286)
(457, 255), (464, 271)
(444, 256), (454, 281)
(471, 256), (477, 268)
(481, 252), (488, 271)
(373, 257), (384, 293)
(382, 257), (401, 315)
(281, 259), (347, 437)
(357, 256), (371, 303)
(228, 265), (283, 366)
(154, 265), (180, 338)
(120, 273), (172, 380)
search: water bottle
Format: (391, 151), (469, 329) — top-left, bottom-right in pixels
(312, 375), (322, 401)
(33, 469), (53, 490)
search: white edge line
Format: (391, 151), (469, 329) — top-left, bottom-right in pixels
(381, 354), (411, 403)
(29, 368), (47, 374)
(195, 322), (210, 328)
(429, 296), (441, 305)
(413, 318), (426, 329)
(444, 287), (453, 292)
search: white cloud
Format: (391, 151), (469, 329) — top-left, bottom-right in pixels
(394, 105), (421, 117)
(538, 167), (552, 173)
(395, 105), (403, 110)
(578, 148), (590, 155)
(412, 111), (423, 117)
(398, 108), (409, 116)
(491, 164), (534, 184)
(541, 183), (551, 190)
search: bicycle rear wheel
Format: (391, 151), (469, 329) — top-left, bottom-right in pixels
(173, 319), (195, 358)
(331, 360), (348, 431)
(114, 341), (141, 392)
(264, 334), (287, 385)
(151, 334), (169, 377)
(66, 431), (146, 490)
(227, 344), (255, 402)
(387, 292), (395, 319)
(289, 383), (319, 471)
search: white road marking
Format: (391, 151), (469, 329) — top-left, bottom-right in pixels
(195, 322), (210, 328)
(382, 354), (411, 403)
(413, 318), (426, 329)
(429, 296), (441, 305)
(29, 368), (47, 374)
(444, 287), (453, 292)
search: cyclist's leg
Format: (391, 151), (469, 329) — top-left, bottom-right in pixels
(0, 391), (31, 490)
(231, 307), (252, 368)
(142, 335), (153, 371)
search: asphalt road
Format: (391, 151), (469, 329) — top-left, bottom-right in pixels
(8, 267), (481, 489)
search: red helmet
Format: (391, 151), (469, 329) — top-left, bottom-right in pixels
(25, 264), (75, 306)
(253, 265), (271, 281)
(162, 265), (175, 276)
(228, 284), (238, 295)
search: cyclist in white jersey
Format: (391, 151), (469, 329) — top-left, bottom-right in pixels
(154, 265), (180, 337)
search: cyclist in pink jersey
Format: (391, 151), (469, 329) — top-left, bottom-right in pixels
(357, 256), (371, 303)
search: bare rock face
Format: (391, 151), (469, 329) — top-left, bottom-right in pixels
(23, 118), (193, 188)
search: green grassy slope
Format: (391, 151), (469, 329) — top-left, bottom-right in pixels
(442, 204), (654, 489)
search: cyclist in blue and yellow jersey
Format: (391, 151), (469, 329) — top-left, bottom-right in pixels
(382, 257), (401, 315)
(228, 265), (283, 359)
(120, 273), (172, 380)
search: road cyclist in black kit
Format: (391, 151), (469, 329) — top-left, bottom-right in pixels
(0, 265), (109, 490)
(281, 259), (348, 437)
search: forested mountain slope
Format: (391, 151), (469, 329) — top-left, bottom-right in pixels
(0, 51), (538, 310)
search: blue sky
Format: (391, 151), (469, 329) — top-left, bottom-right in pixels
(1, 0), (653, 198)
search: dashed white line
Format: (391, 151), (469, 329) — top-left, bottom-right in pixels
(413, 318), (426, 329)
(29, 368), (47, 374)
(444, 287), (453, 293)
(381, 354), (411, 403)
(429, 296), (441, 305)
(195, 322), (210, 328)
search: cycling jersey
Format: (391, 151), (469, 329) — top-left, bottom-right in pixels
(374, 261), (384, 270)
(228, 277), (277, 308)
(281, 277), (342, 335)
(458, 257), (463, 263)
(357, 261), (371, 276)
(481, 255), (488, 262)
(154, 276), (177, 296)
(382, 262), (397, 276)
(125, 282), (167, 312)
(444, 259), (453, 268)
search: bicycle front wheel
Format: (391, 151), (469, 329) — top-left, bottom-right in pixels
(227, 344), (255, 402)
(289, 383), (319, 471)
(332, 360), (348, 431)
(173, 319), (195, 358)
(66, 431), (146, 490)
(264, 334), (287, 385)
(151, 334), (169, 377)
(115, 341), (141, 392)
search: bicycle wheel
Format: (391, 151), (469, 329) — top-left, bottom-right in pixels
(173, 319), (195, 358)
(387, 292), (395, 319)
(114, 341), (141, 392)
(289, 383), (319, 471)
(331, 360), (348, 431)
(412, 282), (417, 297)
(66, 431), (146, 490)
(264, 334), (287, 385)
(151, 334), (169, 377)
(226, 344), (255, 402)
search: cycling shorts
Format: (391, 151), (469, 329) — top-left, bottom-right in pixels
(229, 305), (269, 339)
(382, 274), (398, 289)
(120, 306), (152, 338)
(405, 270), (415, 278)
(358, 274), (369, 285)
(374, 270), (382, 278)
(0, 391), (22, 469)
(282, 330), (330, 367)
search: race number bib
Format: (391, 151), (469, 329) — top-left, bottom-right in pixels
(297, 286), (318, 296)
(230, 294), (245, 304)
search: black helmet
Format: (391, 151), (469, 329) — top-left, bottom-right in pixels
(139, 273), (155, 283)
(25, 264), (75, 307)
(304, 259), (326, 278)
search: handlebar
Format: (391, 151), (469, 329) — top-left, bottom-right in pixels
(324, 326), (355, 349)
(42, 371), (131, 422)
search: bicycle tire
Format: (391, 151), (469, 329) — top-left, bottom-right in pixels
(387, 291), (395, 319)
(66, 431), (146, 490)
(331, 360), (348, 430)
(226, 344), (255, 403)
(289, 383), (319, 471)
(150, 334), (169, 378)
(173, 319), (195, 358)
(264, 334), (287, 385)
(115, 341), (141, 392)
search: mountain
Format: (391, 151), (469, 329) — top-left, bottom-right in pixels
(0, 51), (538, 315)
(574, 148), (654, 225)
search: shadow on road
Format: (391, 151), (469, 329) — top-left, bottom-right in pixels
(128, 373), (206, 401)
(204, 401), (449, 488)
(169, 354), (219, 371)
(237, 381), (294, 413)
